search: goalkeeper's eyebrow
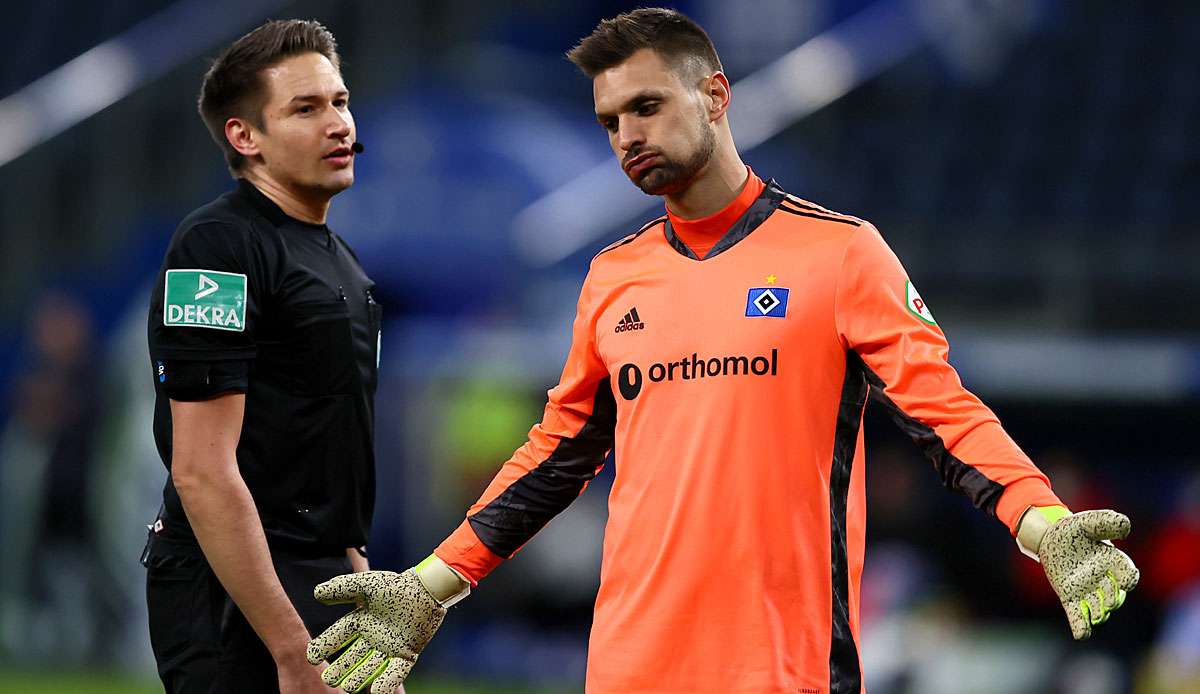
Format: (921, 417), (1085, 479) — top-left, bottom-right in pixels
(595, 89), (670, 125)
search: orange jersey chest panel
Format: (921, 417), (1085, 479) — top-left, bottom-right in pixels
(435, 182), (1060, 694)
(584, 187), (866, 694)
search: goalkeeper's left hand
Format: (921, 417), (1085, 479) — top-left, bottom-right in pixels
(1017, 506), (1140, 640)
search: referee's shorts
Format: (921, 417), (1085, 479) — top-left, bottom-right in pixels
(143, 533), (355, 694)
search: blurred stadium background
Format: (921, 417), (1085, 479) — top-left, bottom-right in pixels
(1, 1), (1198, 692)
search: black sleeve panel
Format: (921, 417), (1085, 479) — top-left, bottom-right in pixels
(858, 356), (1006, 515)
(467, 376), (617, 558)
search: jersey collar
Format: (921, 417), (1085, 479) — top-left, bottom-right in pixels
(235, 178), (328, 231)
(662, 178), (788, 261)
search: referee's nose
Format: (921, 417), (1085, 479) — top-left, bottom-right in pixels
(327, 106), (353, 143)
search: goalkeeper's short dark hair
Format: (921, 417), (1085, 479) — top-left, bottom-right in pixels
(198, 19), (341, 176)
(566, 8), (723, 83)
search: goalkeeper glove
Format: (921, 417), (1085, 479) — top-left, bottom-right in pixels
(306, 555), (469, 693)
(1017, 506), (1140, 640)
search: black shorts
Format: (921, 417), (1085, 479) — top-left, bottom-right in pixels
(144, 535), (355, 694)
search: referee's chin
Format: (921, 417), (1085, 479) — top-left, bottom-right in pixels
(315, 171), (355, 197)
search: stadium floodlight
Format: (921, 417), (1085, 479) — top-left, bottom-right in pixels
(0, 0), (288, 168)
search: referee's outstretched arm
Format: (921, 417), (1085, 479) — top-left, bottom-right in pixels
(171, 394), (336, 692)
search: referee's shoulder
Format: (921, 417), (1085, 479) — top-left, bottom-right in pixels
(172, 191), (259, 245)
(590, 214), (666, 264)
(165, 192), (269, 266)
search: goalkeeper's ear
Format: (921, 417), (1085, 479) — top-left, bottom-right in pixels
(1015, 505), (1072, 561)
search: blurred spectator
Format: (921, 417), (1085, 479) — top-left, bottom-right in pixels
(1144, 470), (1200, 602)
(1135, 582), (1200, 693)
(0, 292), (106, 664)
(1057, 651), (1127, 694)
(431, 374), (605, 613)
(433, 375), (544, 498)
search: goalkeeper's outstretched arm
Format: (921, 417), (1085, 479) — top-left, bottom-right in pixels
(307, 268), (616, 692)
(834, 223), (1140, 638)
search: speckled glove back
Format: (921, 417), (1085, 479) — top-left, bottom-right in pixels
(1037, 509), (1140, 640)
(306, 569), (447, 693)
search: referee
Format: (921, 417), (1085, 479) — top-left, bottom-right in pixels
(143, 20), (379, 693)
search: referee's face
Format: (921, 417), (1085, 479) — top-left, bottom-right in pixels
(593, 48), (715, 196)
(254, 52), (356, 199)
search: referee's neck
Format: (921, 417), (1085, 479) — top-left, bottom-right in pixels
(241, 172), (331, 225)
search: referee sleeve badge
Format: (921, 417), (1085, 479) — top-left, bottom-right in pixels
(163, 269), (247, 331)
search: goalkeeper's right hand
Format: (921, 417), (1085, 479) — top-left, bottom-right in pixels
(306, 555), (470, 693)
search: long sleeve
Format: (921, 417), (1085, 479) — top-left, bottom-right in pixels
(834, 224), (1062, 532)
(435, 270), (616, 583)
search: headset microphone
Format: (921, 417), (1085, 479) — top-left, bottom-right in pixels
(351, 141), (364, 154)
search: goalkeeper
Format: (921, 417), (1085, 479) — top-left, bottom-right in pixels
(307, 8), (1138, 694)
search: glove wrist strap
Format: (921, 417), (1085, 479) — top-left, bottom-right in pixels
(415, 554), (471, 607)
(1015, 505), (1072, 561)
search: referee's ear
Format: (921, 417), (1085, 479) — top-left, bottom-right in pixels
(225, 117), (261, 159)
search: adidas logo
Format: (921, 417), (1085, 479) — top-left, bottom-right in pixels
(614, 307), (645, 333)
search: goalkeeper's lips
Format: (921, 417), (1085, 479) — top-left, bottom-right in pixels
(624, 153), (661, 180)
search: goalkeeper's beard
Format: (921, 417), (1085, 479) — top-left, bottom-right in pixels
(633, 111), (716, 197)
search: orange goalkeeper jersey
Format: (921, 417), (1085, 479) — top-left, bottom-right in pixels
(436, 178), (1061, 694)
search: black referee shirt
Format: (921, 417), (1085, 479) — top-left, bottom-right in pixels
(146, 179), (379, 558)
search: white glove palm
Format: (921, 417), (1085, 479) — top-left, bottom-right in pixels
(306, 569), (446, 693)
(1024, 507), (1140, 640)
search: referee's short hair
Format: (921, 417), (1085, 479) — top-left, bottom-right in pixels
(566, 8), (722, 83)
(198, 19), (341, 176)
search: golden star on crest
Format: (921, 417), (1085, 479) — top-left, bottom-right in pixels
(766, 274), (777, 285)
